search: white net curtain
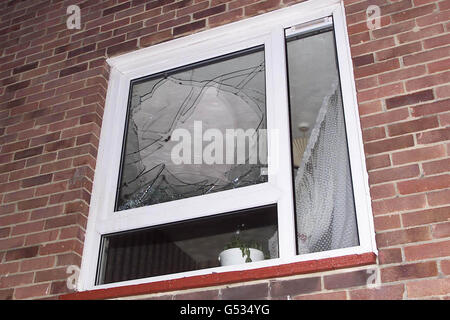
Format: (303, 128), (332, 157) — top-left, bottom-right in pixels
(294, 82), (359, 254)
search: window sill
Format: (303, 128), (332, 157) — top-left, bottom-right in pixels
(60, 252), (376, 300)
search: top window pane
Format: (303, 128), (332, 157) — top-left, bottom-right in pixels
(116, 46), (267, 211)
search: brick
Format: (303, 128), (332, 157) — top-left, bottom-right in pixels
(370, 183), (396, 200)
(131, 7), (162, 23)
(14, 146), (43, 160)
(364, 135), (415, 155)
(417, 128), (450, 144)
(0, 227), (10, 239)
(376, 226), (431, 248)
(56, 253), (81, 267)
(59, 63), (88, 78)
(0, 261), (19, 275)
(402, 206), (450, 227)
(353, 54), (374, 67)
(360, 108), (409, 129)
(427, 57), (450, 74)
(378, 248), (403, 265)
(411, 99), (450, 117)
(294, 291), (347, 300)
(20, 256), (56, 272)
(6, 80), (30, 92)
(0, 212), (30, 227)
(3, 189), (35, 203)
(369, 164), (420, 185)
(366, 154), (391, 170)
(372, 20), (415, 39)
(17, 196), (48, 211)
(39, 239), (82, 256)
(0, 236), (25, 251)
(35, 267), (68, 283)
(21, 174), (53, 188)
(427, 189), (450, 206)
(44, 214), (81, 230)
(193, 4), (226, 19)
(378, 65), (426, 84)
(357, 82), (404, 103)
(374, 214), (401, 231)
(436, 85), (450, 99)
(2, 140), (30, 154)
(25, 230), (59, 246)
(432, 221), (450, 239)
(422, 158), (450, 175)
(11, 220), (45, 236)
(13, 62), (38, 75)
(349, 284), (405, 300)
(391, 3), (436, 23)
(173, 20), (205, 36)
(417, 6), (450, 26)
(392, 145), (445, 165)
(362, 127), (386, 142)
(220, 283), (268, 300)
(6, 120), (35, 135)
(270, 277), (321, 298)
(354, 58), (400, 78)
(371, 194), (427, 215)
(406, 278), (450, 298)
(0, 273), (34, 289)
(349, 31), (370, 46)
(103, 2), (131, 16)
(57, 145), (97, 160)
(324, 270), (370, 290)
(44, 138), (76, 153)
(5, 246), (39, 262)
(397, 174), (450, 195)
(398, 24), (445, 44)
(404, 239), (450, 261)
(381, 261), (437, 282)
(30, 132), (61, 147)
(1, 97), (26, 110)
(173, 289), (219, 300)
(158, 15), (190, 30)
(115, 4), (145, 20)
(406, 71), (450, 91)
(423, 33), (450, 50)
(0, 289), (13, 300)
(106, 39), (138, 57)
(404, 46), (450, 67)
(26, 153), (57, 168)
(14, 283), (50, 299)
(208, 8), (244, 27)
(442, 260), (450, 275)
(0, 204), (17, 218)
(385, 89), (434, 109)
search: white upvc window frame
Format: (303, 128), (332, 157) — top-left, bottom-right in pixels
(78, 0), (377, 291)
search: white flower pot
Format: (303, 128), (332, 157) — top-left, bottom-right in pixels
(218, 247), (265, 266)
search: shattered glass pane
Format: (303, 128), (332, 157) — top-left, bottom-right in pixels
(116, 46), (267, 211)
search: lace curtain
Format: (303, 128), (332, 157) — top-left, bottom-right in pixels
(294, 82), (359, 254)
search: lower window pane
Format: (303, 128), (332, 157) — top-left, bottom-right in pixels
(97, 204), (278, 285)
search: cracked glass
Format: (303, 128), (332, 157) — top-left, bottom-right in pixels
(116, 46), (267, 211)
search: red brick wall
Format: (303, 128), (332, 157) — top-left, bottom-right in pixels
(0, 0), (449, 300)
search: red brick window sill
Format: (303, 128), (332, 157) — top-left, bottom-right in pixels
(60, 252), (376, 300)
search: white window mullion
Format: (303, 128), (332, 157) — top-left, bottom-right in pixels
(266, 27), (297, 259)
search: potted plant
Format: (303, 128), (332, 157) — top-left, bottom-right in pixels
(218, 233), (265, 266)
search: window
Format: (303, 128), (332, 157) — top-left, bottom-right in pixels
(79, 0), (376, 291)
